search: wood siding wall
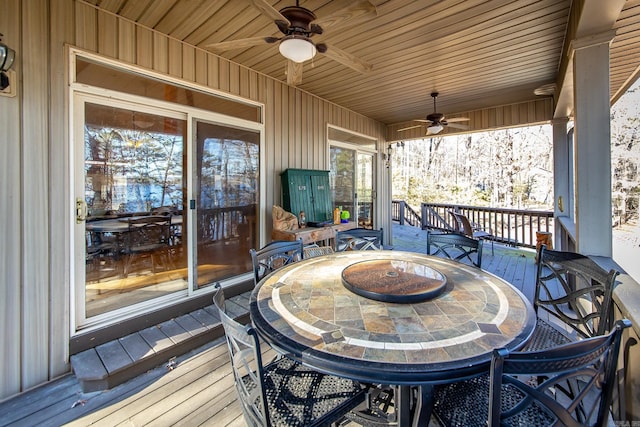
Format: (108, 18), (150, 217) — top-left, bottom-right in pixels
(1, 0), (24, 401)
(0, 0), (387, 400)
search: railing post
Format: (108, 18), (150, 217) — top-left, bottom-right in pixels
(399, 201), (405, 226)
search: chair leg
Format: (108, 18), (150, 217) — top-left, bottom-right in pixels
(123, 254), (133, 278)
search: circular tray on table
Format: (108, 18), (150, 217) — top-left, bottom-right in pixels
(341, 259), (447, 303)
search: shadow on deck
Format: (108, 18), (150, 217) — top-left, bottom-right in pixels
(0, 224), (537, 427)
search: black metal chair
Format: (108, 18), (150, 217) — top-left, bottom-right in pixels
(432, 319), (631, 427)
(212, 284), (366, 427)
(122, 215), (172, 277)
(249, 239), (303, 286)
(450, 210), (495, 255)
(85, 231), (120, 282)
(303, 244), (335, 258)
(426, 230), (484, 268)
(335, 228), (383, 251)
(523, 245), (619, 351)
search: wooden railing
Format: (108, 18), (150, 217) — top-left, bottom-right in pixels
(391, 200), (422, 227)
(392, 200), (554, 248)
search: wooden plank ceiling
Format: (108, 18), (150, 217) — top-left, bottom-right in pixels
(82, 0), (640, 127)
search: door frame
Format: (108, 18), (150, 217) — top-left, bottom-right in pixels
(68, 49), (264, 334)
(327, 126), (379, 229)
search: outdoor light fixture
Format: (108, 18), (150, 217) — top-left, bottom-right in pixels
(385, 144), (392, 169)
(0, 34), (15, 92)
(428, 124), (444, 134)
(279, 35), (316, 63)
(0, 35), (15, 72)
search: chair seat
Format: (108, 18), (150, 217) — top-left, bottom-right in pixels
(433, 374), (558, 427)
(433, 375), (490, 426)
(255, 357), (365, 427)
(521, 318), (572, 351)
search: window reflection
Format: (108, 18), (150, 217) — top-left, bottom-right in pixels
(84, 103), (188, 317)
(194, 121), (259, 289)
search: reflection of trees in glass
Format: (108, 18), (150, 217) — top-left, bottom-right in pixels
(199, 138), (258, 209)
(330, 148), (354, 205)
(85, 125), (183, 214)
(357, 155), (373, 201)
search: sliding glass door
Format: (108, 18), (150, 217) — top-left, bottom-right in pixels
(356, 153), (375, 228)
(77, 98), (188, 321)
(73, 95), (260, 329)
(193, 120), (259, 289)
(330, 145), (376, 228)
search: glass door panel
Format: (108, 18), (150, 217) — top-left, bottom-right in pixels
(330, 147), (355, 220)
(357, 153), (374, 228)
(329, 146), (356, 219)
(330, 146), (375, 227)
(194, 120), (259, 289)
(82, 102), (188, 318)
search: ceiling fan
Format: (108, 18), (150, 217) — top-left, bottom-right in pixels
(398, 92), (470, 135)
(205, 0), (376, 85)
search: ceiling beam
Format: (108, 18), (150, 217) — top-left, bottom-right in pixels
(553, 0), (626, 118)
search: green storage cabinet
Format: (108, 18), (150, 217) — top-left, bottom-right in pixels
(281, 169), (332, 223)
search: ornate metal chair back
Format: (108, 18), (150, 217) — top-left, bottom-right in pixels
(488, 319), (631, 427)
(534, 245), (618, 341)
(427, 231), (483, 268)
(335, 228), (383, 251)
(249, 239), (303, 286)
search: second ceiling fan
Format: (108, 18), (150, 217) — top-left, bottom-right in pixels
(398, 92), (470, 135)
(206, 0), (376, 86)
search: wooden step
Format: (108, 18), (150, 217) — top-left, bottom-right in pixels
(71, 292), (251, 392)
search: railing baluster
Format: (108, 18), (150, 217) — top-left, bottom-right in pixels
(408, 202), (554, 247)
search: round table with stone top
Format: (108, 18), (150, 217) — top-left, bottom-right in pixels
(249, 250), (536, 426)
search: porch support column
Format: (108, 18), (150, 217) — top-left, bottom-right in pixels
(551, 117), (570, 250)
(571, 30), (616, 257)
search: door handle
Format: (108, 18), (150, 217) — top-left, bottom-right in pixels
(76, 198), (87, 223)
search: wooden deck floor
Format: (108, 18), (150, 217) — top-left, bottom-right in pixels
(0, 224), (537, 427)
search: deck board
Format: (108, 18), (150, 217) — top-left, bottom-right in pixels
(0, 224), (537, 427)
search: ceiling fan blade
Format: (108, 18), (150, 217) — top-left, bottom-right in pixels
(313, 1), (377, 29)
(246, 0), (290, 24)
(321, 44), (372, 74)
(446, 117), (470, 123)
(397, 125), (423, 132)
(447, 122), (469, 130)
(206, 36), (274, 52)
(286, 60), (303, 86)
(414, 119), (432, 123)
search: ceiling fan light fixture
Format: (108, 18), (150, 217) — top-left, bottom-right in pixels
(279, 35), (316, 63)
(428, 124), (443, 134)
